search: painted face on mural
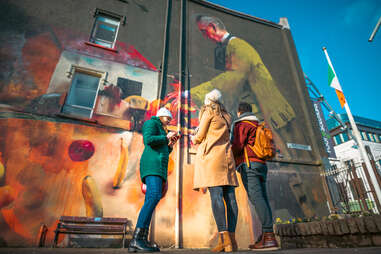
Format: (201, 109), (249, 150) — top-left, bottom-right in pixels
(197, 22), (221, 43)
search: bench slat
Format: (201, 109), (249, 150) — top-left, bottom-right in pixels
(59, 224), (125, 232)
(59, 216), (128, 224)
(55, 231), (125, 235)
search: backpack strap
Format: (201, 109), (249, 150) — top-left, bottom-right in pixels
(241, 120), (258, 168)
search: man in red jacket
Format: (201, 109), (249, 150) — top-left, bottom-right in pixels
(231, 102), (278, 250)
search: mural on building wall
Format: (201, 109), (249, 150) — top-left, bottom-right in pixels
(185, 1), (329, 236)
(0, 0), (329, 249)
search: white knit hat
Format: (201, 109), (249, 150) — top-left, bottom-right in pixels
(204, 89), (222, 105)
(156, 107), (173, 118)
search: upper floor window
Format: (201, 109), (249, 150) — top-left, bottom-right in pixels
(341, 132), (349, 142)
(62, 66), (106, 119)
(371, 133), (380, 143)
(334, 134), (342, 145)
(89, 9), (125, 49)
(361, 131), (368, 141)
(368, 133), (375, 142)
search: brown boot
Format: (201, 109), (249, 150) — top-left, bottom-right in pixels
(229, 232), (238, 251)
(249, 232), (278, 250)
(212, 231), (233, 252)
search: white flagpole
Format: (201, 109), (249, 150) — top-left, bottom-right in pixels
(323, 47), (381, 210)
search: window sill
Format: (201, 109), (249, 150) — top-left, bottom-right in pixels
(85, 41), (118, 53)
(56, 113), (98, 124)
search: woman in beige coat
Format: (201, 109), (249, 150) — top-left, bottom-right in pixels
(191, 89), (239, 253)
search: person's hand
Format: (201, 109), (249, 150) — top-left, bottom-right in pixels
(169, 136), (179, 147)
(189, 127), (199, 136)
(167, 131), (176, 140)
(190, 135), (198, 145)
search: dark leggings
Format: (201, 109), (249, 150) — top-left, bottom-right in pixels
(208, 185), (238, 232)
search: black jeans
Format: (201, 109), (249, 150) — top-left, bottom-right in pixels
(208, 185), (238, 232)
(239, 162), (273, 233)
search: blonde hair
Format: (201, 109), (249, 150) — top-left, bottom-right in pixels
(199, 101), (229, 120)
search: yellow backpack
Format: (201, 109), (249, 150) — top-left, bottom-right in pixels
(242, 121), (276, 166)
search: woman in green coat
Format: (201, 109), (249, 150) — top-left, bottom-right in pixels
(129, 107), (178, 253)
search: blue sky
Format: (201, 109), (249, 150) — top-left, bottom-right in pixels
(207, 0), (381, 121)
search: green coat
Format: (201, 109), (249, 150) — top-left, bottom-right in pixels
(140, 116), (172, 183)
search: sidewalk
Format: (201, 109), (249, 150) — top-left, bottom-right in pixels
(1, 247), (381, 254)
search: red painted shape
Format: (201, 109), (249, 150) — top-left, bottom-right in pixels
(68, 140), (95, 162)
(52, 28), (157, 71)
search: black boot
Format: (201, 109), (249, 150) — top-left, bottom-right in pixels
(142, 228), (160, 251)
(128, 228), (157, 252)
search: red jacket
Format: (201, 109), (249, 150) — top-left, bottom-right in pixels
(231, 116), (265, 166)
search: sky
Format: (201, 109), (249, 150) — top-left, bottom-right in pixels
(206, 0), (381, 121)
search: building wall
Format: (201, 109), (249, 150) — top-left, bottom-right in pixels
(333, 139), (381, 165)
(0, 0), (330, 248)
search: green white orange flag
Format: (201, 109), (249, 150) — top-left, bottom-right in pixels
(323, 47), (346, 108)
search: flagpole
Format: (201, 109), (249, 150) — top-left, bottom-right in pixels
(323, 47), (381, 211)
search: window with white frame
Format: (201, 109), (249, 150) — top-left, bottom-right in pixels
(361, 131), (368, 140)
(89, 9), (125, 49)
(62, 66), (106, 119)
(341, 132), (349, 142)
(334, 134), (342, 145)
(369, 133), (375, 142)
(373, 134), (379, 143)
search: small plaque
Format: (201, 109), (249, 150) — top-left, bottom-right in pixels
(287, 143), (312, 151)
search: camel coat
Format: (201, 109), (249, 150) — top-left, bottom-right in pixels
(192, 106), (238, 190)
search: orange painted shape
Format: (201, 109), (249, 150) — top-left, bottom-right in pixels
(1, 208), (33, 240)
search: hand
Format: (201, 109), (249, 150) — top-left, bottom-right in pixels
(190, 135), (197, 145)
(167, 131), (176, 140)
(189, 127), (199, 135)
(169, 136), (179, 147)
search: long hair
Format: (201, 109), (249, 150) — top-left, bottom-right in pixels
(199, 101), (229, 120)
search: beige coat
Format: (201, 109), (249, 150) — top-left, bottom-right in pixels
(192, 105), (238, 190)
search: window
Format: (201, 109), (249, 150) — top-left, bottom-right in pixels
(373, 134), (379, 143)
(334, 135), (342, 145)
(369, 133), (375, 142)
(361, 131), (368, 140)
(89, 9), (125, 49)
(344, 159), (354, 169)
(366, 132), (372, 142)
(62, 66), (106, 119)
(117, 77), (143, 99)
(341, 132), (349, 142)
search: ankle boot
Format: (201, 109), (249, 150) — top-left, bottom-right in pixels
(128, 227), (157, 252)
(249, 232), (278, 250)
(142, 228), (160, 251)
(229, 232), (238, 251)
(211, 231), (233, 252)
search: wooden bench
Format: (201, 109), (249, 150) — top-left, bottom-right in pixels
(53, 216), (130, 248)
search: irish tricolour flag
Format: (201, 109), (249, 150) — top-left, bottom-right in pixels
(323, 47), (346, 108)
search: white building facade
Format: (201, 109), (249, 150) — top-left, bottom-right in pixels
(325, 114), (381, 214)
